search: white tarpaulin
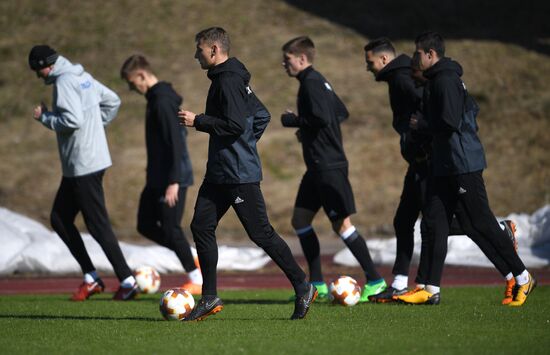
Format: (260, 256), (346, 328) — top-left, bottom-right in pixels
(1, 206), (549, 276)
(0, 207), (270, 276)
(334, 205), (550, 268)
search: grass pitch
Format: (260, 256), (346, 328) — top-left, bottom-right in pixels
(1, 286), (549, 354)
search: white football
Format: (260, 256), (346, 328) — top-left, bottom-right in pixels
(134, 266), (161, 294)
(329, 275), (361, 306)
(159, 288), (195, 321)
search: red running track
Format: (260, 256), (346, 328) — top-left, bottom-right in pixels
(1, 257), (548, 295)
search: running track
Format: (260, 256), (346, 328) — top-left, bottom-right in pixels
(1, 256), (548, 295)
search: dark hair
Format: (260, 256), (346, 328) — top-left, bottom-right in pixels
(282, 36), (316, 62)
(415, 31), (445, 57)
(120, 55), (153, 79)
(195, 27), (231, 54)
(363, 37), (395, 55)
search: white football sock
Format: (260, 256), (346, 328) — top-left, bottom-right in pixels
(340, 226), (357, 240)
(416, 283), (425, 289)
(392, 274), (408, 290)
(120, 275), (136, 288)
(188, 268), (203, 285)
(84, 271), (98, 283)
(505, 272), (513, 281)
(425, 285), (440, 294)
(515, 270), (530, 286)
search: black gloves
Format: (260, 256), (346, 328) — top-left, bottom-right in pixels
(281, 112), (299, 127)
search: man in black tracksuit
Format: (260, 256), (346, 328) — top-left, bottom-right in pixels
(279, 36), (386, 303)
(120, 55), (202, 293)
(364, 38), (518, 304)
(179, 27), (316, 321)
(363, 39), (429, 301)
(398, 32), (536, 306)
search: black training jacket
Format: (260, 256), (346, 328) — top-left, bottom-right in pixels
(376, 54), (428, 164)
(423, 58), (487, 176)
(144, 81), (193, 188)
(194, 57), (269, 184)
(291, 66), (349, 171)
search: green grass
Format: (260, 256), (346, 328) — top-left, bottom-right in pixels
(1, 287), (549, 354)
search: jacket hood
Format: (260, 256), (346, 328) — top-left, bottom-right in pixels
(45, 56), (84, 85)
(207, 57), (251, 84)
(423, 57), (463, 80)
(376, 54), (412, 82)
(146, 81), (182, 104)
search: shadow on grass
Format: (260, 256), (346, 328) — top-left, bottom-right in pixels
(0, 314), (163, 322)
(205, 317), (291, 321)
(223, 299), (292, 305)
(89, 298), (158, 303)
(283, 0), (550, 56)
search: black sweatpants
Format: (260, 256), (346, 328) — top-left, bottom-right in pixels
(423, 171), (524, 286)
(137, 185), (196, 272)
(396, 164), (511, 285)
(50, 170), (133, 282)
(392, 163), (428, 277)
(190, 182), (307, 296)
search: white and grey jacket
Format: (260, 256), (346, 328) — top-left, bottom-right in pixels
(39, 55), (120, 177)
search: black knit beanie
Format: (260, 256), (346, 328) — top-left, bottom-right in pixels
(28, 45), (59, 71)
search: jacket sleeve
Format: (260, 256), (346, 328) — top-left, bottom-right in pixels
(396, 77), (422, 122)
(156, 97), (182, 184)
(40, 77), (84, 132)
(434, 76), (463, 132)
(295, 79), (332, 128)
(333, 92), (349, 123)
(252, 93), (271, 140)
(194, 75), (246, 137)
(95, 79), (121, 126)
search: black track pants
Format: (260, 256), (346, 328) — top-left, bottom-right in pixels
(423, 171), (524, 286)
(190, 182), (307, 296)
(137, 186), (196, 272)
(50, 170), (133, 281)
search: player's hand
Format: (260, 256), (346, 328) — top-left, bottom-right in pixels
(164, 183), (179, 208)
(178, 109), (196, 127)
(33, 102), (48, 120)
(281, 110), (298, 127)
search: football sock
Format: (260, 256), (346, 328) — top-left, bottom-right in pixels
(120, 275), (136, 288)
(296, 226), (323, 283)
(505, 272), (513, 281)
(340, 225), (357, 240)
(416, 283), (425, 289)
(515, 269), (529, 286)
(340, 226), (382, 281)
(188, 268), (203, 285)
(84, 271), (98, 283)
(426, 285), (440, 294)
(392, 274), (408, 290)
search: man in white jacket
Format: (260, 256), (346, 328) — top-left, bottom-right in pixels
(29, 45), (138, 301)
